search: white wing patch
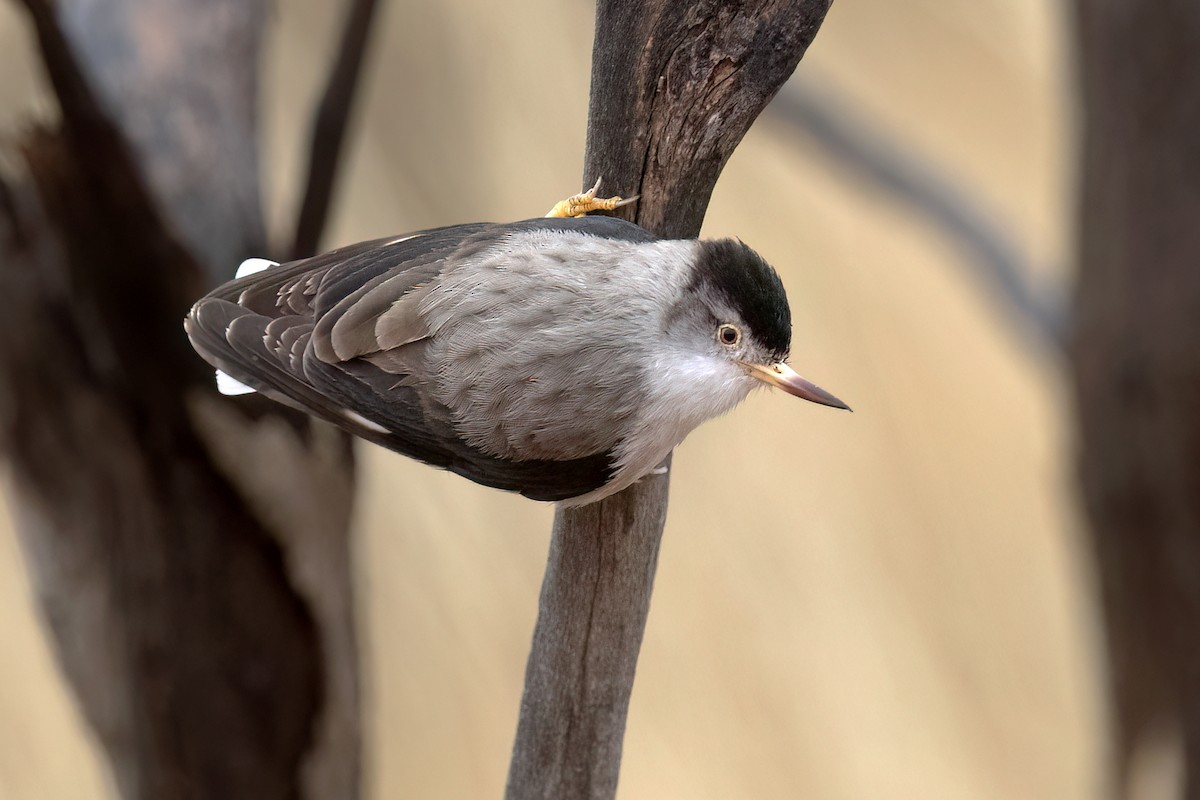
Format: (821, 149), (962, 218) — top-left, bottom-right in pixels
(235, 257), (280, 279)
(386, 233), (424, 247)
(216, 369), (257, 396)
(341, 409), (389, 434)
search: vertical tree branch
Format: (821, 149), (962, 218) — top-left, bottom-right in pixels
(506, 3), (832, 798)
(290, 0), (380, 260)
(1, 1), (363, 797)
(1072, 0), (1200, 795)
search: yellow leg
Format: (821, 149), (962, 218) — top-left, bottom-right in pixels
(544, 177), (639, 218)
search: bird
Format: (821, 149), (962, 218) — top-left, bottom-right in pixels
(184, 183), (849, 506)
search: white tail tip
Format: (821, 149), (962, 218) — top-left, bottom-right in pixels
(235, 257), (280, 279)
(216, 370), (257, 396)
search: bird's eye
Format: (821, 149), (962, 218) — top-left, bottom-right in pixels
(717, 324), (741, 346)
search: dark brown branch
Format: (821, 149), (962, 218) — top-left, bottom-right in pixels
(290, 0), (380, 260)
(506, 2), (832, 798)
(1071, 0), (1200, 794)
(582, 0), (833, 239)
(2, 108), (323, 800)
(2, 2), (359, 798)
(14, 0), (206, 394)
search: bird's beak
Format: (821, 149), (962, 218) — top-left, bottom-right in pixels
(744, 362), (851, 411)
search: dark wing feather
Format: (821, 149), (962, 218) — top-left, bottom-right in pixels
(212, 235), (400, 314)
(185, 217), (653, 501)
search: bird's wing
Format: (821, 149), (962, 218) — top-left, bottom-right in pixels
(185, 216), (654, 501)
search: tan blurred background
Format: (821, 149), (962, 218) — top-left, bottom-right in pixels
(0, 1), (1110, 798)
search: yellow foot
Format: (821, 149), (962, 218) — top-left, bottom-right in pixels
(544, 177), (639, 218)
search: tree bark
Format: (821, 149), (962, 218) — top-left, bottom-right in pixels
(505, 2), (833, 798)
(0, 1), (365, 797)
(1072, 0), (1200, 795)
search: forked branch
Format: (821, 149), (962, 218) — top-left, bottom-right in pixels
(506, 3), (833, 798)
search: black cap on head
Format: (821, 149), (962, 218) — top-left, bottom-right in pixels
(689, 239), (792, 359)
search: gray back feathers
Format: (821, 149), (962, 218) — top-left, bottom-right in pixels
(185, 217), (689, 502)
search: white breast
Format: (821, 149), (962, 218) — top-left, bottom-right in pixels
(561, 349), (758, 506)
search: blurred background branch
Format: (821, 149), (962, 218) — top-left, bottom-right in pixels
(0, 0), (377, 797)
(290, 0), (379, 261)
(769, 79), (1065, 352)
(1072, 0), (1200, 795)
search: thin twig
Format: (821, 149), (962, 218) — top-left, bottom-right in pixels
(290, 0), (380, 260)
(769, 79), (1065, 351)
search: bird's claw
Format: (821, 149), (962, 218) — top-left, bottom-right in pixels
(545, 177), (639, 218)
